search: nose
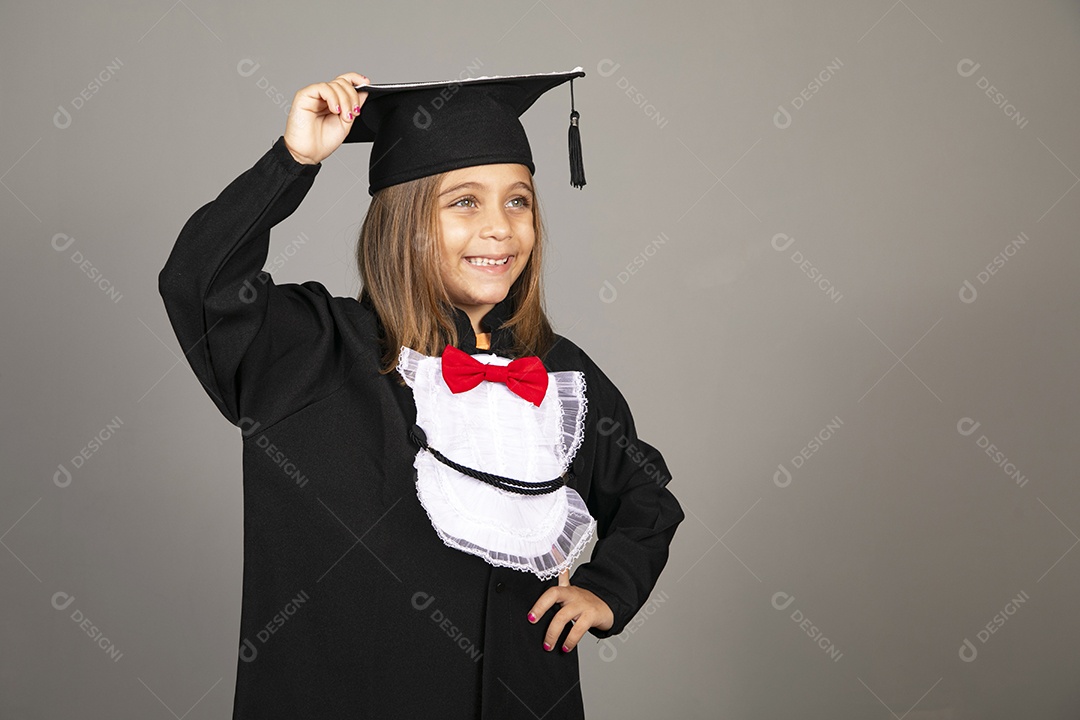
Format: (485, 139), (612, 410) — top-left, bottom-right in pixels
(480, 203), (512, 240)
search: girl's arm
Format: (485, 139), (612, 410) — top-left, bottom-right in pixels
(157, 136), (357, 431)
(570, 353), (687, 639)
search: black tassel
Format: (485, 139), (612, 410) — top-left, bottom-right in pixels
(568, 78), (586, 189)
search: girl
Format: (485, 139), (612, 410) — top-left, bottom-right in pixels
(159, 68), (684, 719)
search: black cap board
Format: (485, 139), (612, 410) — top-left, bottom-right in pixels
(344, 68), (586, 195)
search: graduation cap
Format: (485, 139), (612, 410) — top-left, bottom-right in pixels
(344, 67), (586, 195)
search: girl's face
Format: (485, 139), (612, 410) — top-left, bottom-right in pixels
(436, 163), (536, 330)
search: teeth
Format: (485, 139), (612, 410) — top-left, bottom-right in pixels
(466, 256), (509, 266)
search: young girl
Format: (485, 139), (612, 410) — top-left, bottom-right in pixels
(159, 68), (684, 719)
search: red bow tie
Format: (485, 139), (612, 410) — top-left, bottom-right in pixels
(440, 344), (548, 407)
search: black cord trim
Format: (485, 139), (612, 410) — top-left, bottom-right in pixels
(409, 424), (569, 496)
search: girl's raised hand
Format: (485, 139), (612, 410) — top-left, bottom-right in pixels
(283, 72), (370, 165)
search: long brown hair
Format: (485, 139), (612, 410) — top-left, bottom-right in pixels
(355, 168), (557, 377)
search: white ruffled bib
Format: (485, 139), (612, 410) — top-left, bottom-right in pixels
(396, 345), (596, 580)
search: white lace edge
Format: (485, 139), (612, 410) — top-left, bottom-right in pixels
(396, 345), (421, 386)
(414, 479), (597, 580)
(553, 371), (588, 473)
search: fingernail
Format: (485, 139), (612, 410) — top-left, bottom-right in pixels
(353, 105), (360, 113)
(336, 104), (341, 113)
(347, 112), (352, 120)
(562, 645), (570, 653)
(527, 613), (536, 622)
(543, 642), (551, 651)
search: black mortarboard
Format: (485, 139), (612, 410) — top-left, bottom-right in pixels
(344, 68), (586, 195)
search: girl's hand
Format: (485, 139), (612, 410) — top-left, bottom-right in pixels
(528, 569), (614, 653)
(283, 72), (370, 165)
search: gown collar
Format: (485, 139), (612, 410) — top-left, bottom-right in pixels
(360, 291), (516, 356)
(451, 295), (516, 355)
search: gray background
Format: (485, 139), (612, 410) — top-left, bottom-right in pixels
(3, 1), (1079, 718)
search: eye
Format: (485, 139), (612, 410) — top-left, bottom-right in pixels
(450, 195), (477, 208)
(508, 195), (532, 209)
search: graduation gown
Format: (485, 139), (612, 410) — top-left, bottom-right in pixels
(157, 135), (686, 719)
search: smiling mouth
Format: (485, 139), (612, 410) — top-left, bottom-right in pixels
(464, 255), (512, 267)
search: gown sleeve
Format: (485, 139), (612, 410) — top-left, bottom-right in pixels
(157, 135), (355, 431)
(569, 351), (686, 639)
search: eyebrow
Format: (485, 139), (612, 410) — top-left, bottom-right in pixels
(438, 180), (534, 197)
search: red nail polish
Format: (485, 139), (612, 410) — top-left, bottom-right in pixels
(562, 645), (570, 652)
(527, 613), (536, 622)
(336, 104), (341, 112)
(543, 642), (551, 651)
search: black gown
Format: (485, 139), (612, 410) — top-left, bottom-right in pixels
(157, 135), (686, 719)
